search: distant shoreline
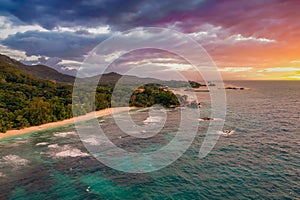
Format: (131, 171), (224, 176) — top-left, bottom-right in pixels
(0, 107), (135, 140)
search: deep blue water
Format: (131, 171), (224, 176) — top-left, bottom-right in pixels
(0, 81), (299, 199)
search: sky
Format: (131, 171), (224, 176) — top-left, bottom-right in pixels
(0, 0), (300, 80)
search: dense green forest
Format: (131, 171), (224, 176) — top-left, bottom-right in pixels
(0, 60), (180, 133)
(130, 84), (179, 107)
(0, 60), (73, 132)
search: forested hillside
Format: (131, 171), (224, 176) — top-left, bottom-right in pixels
(0, 60), (73, 132)
(0, 57), (181, 132)
(0, 54), (75, 83)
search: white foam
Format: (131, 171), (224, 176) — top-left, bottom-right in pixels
(0, 172), (6, 178)
(48, 144), (59, 148)
(82, 138), (100, 146)
(217, 130), (235, 136)
(143, 116), (163, 124)
(45, 144), (89, 158)
(53, 131), (77, 138)
(2, 154), (29, 167)
(15, 140), (28, 144)
(36, 142), (49, 146)
(213, 118), (225, 121)
(55, 148), (89, 158)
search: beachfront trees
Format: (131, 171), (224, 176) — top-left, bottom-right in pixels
(25, 97), (52, 126)
(129, 84), (180, 107)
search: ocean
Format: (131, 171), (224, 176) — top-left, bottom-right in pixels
(0, 81), (299, 199)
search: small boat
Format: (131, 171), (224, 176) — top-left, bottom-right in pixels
(218, 130), (235, 136)
(199, 117), (214, 121)
(86, 186), (91, 192)
(208, 81), (216, 86)
(199, 117), (224, 121)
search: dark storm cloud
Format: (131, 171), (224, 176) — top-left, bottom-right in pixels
(0, 0), (209, 60)
(160, 0), (300, 37)
(0, 0), (206, 30)
(2, 30), (110, 59)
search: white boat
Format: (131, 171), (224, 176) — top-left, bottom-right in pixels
(208, 81), (216, 86)
(218, 130), (235, 136)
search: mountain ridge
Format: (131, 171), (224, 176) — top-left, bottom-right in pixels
(0, 54), (75, 83)
(0, 54), (194, 88)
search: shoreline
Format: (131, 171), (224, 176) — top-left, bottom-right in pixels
(0, 107), (135, 140)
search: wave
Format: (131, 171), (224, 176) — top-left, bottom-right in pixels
(45, 144), (89, 158)
(143, 116), (164, 124)
(0, 172), (6, 178)
(36, 142), (49, 146)
(53, 131), (77, 138)
(1, 154), (29, 168)
(55, 148), (89, 158)
(14, 138), (29, 144)
(48, 144), (59, 149)
(82, 138), (101, 146)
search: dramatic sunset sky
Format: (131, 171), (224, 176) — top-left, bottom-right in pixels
(0, 0), (299, 80)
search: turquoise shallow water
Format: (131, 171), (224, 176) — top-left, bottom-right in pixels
(0, 81), (299, 199)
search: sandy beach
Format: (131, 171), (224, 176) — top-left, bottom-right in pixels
(0, 107), (134, 139)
